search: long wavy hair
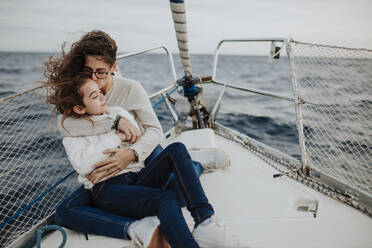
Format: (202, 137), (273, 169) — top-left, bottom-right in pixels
(43, 30), (117, 88)
(43, 30), (117, 125)
(45, 73), (93, 127)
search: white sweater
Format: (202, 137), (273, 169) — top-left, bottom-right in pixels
(62, 106), (144, 189)
(58, 76), (164, 163)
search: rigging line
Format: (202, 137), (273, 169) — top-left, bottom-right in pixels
(152, 86), (179, 109)
(0, 171), (76, 230)
(211, 80), (295, 102)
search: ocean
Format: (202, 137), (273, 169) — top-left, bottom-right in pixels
(0, 52), (300, 158)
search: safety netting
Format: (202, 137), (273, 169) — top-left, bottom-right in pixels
(288, 41), (372, 196)
(0, 87), (78, 247)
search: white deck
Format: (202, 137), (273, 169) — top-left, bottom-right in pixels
(40, 129), (372, 248)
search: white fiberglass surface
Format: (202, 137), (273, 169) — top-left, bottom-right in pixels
(40, 130), (372, 248)
(193, 133), (372, 248)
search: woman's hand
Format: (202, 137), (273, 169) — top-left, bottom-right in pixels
(86, 148), (136, 184)
(117, 118), (142, 144)
(116, 131), (127, 142)
(86, 170), (107, 185)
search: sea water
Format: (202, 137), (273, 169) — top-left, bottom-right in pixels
(0, 52), (300, 158)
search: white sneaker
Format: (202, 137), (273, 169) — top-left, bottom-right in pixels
(192, 216), (240, 248)
(189, 147), (231, 173)
(127, 216), (169, 248)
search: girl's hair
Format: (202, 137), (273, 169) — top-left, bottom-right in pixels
(43, 29), (117, 94)
(44, 73), (92, 125)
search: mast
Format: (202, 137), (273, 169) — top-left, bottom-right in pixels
(169, 0), (210, 128)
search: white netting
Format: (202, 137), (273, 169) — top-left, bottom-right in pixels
(289, 41), (372, 195)
(0, 87), (79, 247)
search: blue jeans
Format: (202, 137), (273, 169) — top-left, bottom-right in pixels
(55, 144), (204, 241)
(91, 142), (214, 248)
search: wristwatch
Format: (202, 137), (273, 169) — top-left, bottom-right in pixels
(112, 114), (120, 130)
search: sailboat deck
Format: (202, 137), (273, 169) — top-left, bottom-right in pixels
(39, 129), (372, 248)
(201, 133), (372, 248)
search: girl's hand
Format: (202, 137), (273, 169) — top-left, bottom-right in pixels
(117, 118), (142, 144)
(87, 148), (136, 184)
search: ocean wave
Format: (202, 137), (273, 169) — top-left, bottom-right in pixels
(218, 112), (300, 157)
(0, 68), (22, 74)
(0, 91), (16, 98)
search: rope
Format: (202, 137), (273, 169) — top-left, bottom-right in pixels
(24, 225), (67, 248)
(152, 86), (178, 109)
(0, 171), (76, 230)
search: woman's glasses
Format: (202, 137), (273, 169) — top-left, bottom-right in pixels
(83, 67), (110, 79)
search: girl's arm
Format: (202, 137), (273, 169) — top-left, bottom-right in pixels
(62, 133), (121, 176)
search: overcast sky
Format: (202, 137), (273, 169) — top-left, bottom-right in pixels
(0, 0), (371, 54)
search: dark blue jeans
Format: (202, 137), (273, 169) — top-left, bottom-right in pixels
(55, 144), (205, 242)
(91, 142), (214, 248)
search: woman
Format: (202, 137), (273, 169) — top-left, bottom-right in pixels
(44, 30), (238, 248)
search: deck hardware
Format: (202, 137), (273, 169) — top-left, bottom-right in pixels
(296, 201), (318, 218)
(269, 41), (282, 61)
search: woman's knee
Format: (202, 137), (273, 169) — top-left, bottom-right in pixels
(165, 142), (192, 163)
(166, 142), (188, 154)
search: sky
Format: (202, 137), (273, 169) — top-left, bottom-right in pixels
(0, 0), (371, 54)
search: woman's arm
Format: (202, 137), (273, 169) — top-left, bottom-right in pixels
(111, 106), (141, 143)
(86, 148), (136, 184)
(87, 79), (164, 181)
(58, 107), (142, 142)
(122, 81), (164, 162)
(58, 115), (113, 137)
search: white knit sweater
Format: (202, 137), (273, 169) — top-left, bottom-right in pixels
(62, 106), (143, 189)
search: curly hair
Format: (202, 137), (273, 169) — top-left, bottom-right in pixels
(43, 29), (117, 93)
(44, 72), (93, 127)
(43, 30), (117, 125)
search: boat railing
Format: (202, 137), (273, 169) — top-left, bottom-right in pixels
(114, 41), (372, 219)
(117, 45), (180, 132)
(117, 45), (178, 83)
(208, 38), (372, 217)
(207, 38), (298, 136)
(212, 38), (292, 80)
